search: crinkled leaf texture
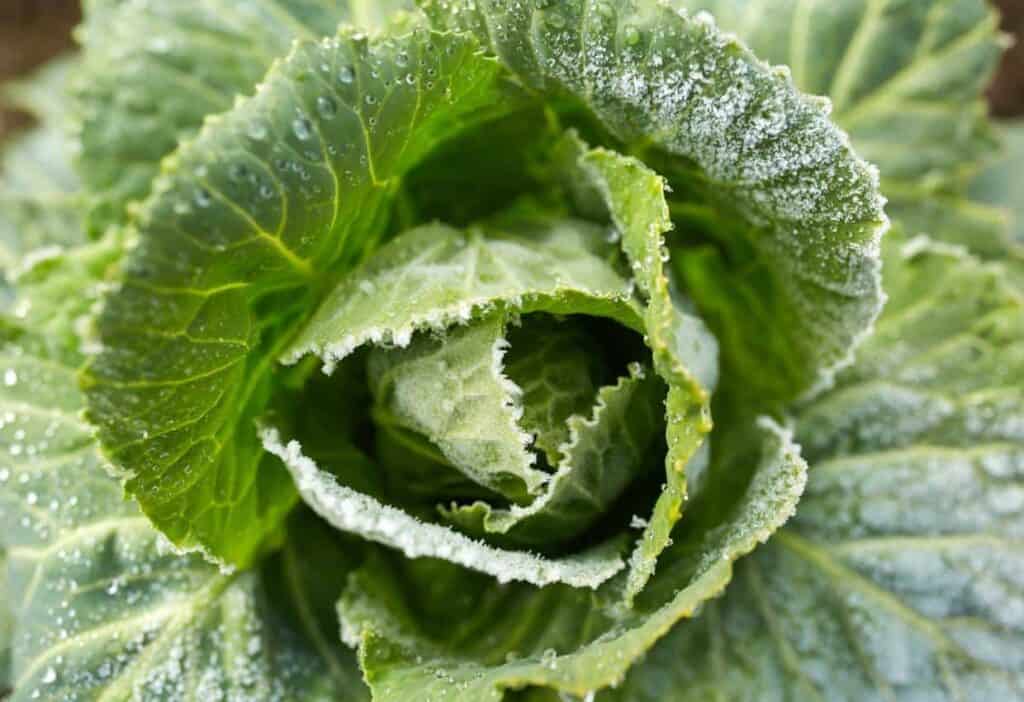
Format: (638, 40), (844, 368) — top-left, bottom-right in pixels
(420, 0), (888, 406)
(82, 0), (885, 571)
(0, 50), (372, 702)
(602, 233), (1024, 701)
(340, 417), (805, 701)
(685, 0), (1013, 258)
(0, 222), (370, 702)
(82, 28), (517, 567)
(266, 135), (804, 699)
(73, 0), (417, 232)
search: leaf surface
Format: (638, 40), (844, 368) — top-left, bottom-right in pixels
(442, 364), (663, 547)
(261, 425), (626, 589)
(685, 0), (1007, 254)
(421, 0), (888, 403)
(83, 29), (518, 566)
(74, 0), (417, 230)
(0, 322), (369, 701)
(602, 234), (1024, 701)
(340, 419), (805, 701)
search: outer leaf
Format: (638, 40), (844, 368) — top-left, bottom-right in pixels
(683, 0), (1008, 254)
(882, 119), (1024, 260)
(261, 426), (626, 589)
(73, 0), (416, 231)
(0, 324), (368, 701)
(603, 234), (1024, 701)
(339, 419), (806, 701)
(82, 30), (519, 566)
(421, 0), (887, 401)
(442, 364), (663, 547)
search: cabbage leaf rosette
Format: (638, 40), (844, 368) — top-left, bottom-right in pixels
(0, 1), (1021, 701)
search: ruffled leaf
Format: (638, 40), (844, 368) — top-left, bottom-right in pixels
(368, 314), (550, 502)
(82, 29), (518, 567)
(603, 234), (1024, 701)
(261, 426), (626, 589)
(73, 0), (417, 231)
(422, 0), (888, 403)
(283, 219), (643, 369)
(340, 419), (806, 700)
(442, 363), (663, 547)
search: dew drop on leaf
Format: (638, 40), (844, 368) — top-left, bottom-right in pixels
(316, 95), (337, 119)
(292, 116), (313, 141)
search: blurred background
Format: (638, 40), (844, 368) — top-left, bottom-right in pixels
(0, 0), (1023, 139)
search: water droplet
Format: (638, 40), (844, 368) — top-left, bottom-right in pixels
(194, 188), (212, 208)
(41, 667), (57, 684)
(546, 12), (566, 29)
(338, 65), (355, 84)
(365, 94), (377, 105)
(316, 95), (338, 119)
(4, 369), (17, 386)
(396, 51), (409, 67)
(292, 116), (313, 140)
(624, 25), (641, 45)
(259, 184), (275, 199)
(26, 492), (38, 505)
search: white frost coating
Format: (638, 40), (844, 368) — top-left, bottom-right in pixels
(693, 416), (808, 574)
(490, 332), (541, 472)
(899, 234), (971, 260)
(261, 426), (624, 589)
(11, 245), (65, 279)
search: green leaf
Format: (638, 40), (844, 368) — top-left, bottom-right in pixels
(442, 363), (663, 548)
(682, 0), (1008, 254)
(73, 0), (417, 231)
(339, 419), (806, 701)
(284, 219), (643, 369)
(82, 29), (519, 567)
(0, 322), (368, 701)
(368, 313), (552, 502)
(260, 425), (626, 589)
(864, 118), (1024, 260)
(602, 234), (1024, 701)
(501, 315), (607, 466)
(970, 121), (1024, 246)
(421, 0), (887, 402)
(557, 142), (715, 602)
